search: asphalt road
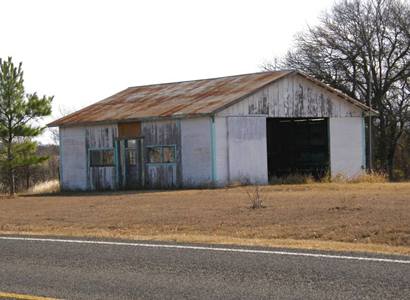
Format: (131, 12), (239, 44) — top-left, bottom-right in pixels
(0, 236), (409, 299)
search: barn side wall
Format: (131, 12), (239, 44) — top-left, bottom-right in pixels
(329, 117), (365, 178)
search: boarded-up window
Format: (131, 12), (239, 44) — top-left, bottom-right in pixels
(147, 147), (162, 163)
(90, 149), (114, 167)
(147, 145), (176, 164)
(163, 146), (176, 163)
(118, 122), (141, 138)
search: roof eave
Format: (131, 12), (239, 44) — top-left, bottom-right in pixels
(48, 112), (212, 128)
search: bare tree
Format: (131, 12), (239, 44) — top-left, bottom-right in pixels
(48, 105), (75, 144)
(268, 0), (410, 179)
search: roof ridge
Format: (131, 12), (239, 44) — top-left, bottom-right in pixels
(126, 70), (294, 89)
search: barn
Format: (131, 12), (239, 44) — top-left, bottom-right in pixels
(48, 70), (375, 191)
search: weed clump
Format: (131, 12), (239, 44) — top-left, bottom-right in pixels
(244, 185), (265, 209)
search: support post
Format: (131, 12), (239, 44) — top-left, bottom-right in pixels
(210, 116), (217, 185)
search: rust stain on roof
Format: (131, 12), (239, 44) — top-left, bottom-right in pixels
(48, 70), (375, 127)
(48, 71), (291, 127)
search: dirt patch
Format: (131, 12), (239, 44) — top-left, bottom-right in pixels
(1, 182), (409, 255)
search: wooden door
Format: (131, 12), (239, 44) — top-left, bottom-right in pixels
(117, 138), (144, 189)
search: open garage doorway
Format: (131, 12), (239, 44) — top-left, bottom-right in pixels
(266, 118), (330, 180)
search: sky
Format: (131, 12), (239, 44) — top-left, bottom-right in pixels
(1, 0), (336, 143)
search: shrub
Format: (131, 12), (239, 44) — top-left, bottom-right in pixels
(28, 180), (60, 194)
(349, 171), (388, 183)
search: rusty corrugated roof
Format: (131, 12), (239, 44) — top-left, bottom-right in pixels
(48, 71), (291, 127)
(48, 70), (375, 127)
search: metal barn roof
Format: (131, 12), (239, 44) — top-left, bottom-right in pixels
(48, 70), (374, 127)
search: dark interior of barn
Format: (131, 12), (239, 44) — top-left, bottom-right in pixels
(266, 118), (330, 180)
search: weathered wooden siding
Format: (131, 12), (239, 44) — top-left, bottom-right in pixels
(218, 74), (362, 118)
(85, 125), (118, 190)
(60, 127), (87, 190)
(141, 120), (182, 188)
(180, 117), (212, 187)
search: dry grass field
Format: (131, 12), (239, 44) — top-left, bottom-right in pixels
(1, 182), (409, 255)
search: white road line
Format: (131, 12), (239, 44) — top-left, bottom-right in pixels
(1, 236), (409, 265)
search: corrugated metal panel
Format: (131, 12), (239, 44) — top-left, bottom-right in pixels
(48, 70), (376, 127)
(48, 71), (291, 127)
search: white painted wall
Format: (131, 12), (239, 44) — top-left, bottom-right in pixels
(214, 117), (229, 186)
(180, 117), (212, 186)
(329, 117), (365, 178)
(226, 116), (268, 184)
(183, 116), (268, 186)
(60, 127), (87, 190)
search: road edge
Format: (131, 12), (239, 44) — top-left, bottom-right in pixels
(1, 230), (409, 257)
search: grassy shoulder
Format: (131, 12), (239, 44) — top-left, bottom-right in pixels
(1, 182), (409, 255)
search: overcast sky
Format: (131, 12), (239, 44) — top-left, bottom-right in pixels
(1, 0), (336, 143)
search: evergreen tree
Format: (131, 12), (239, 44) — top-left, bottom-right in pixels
(0, 57), (53, 195)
